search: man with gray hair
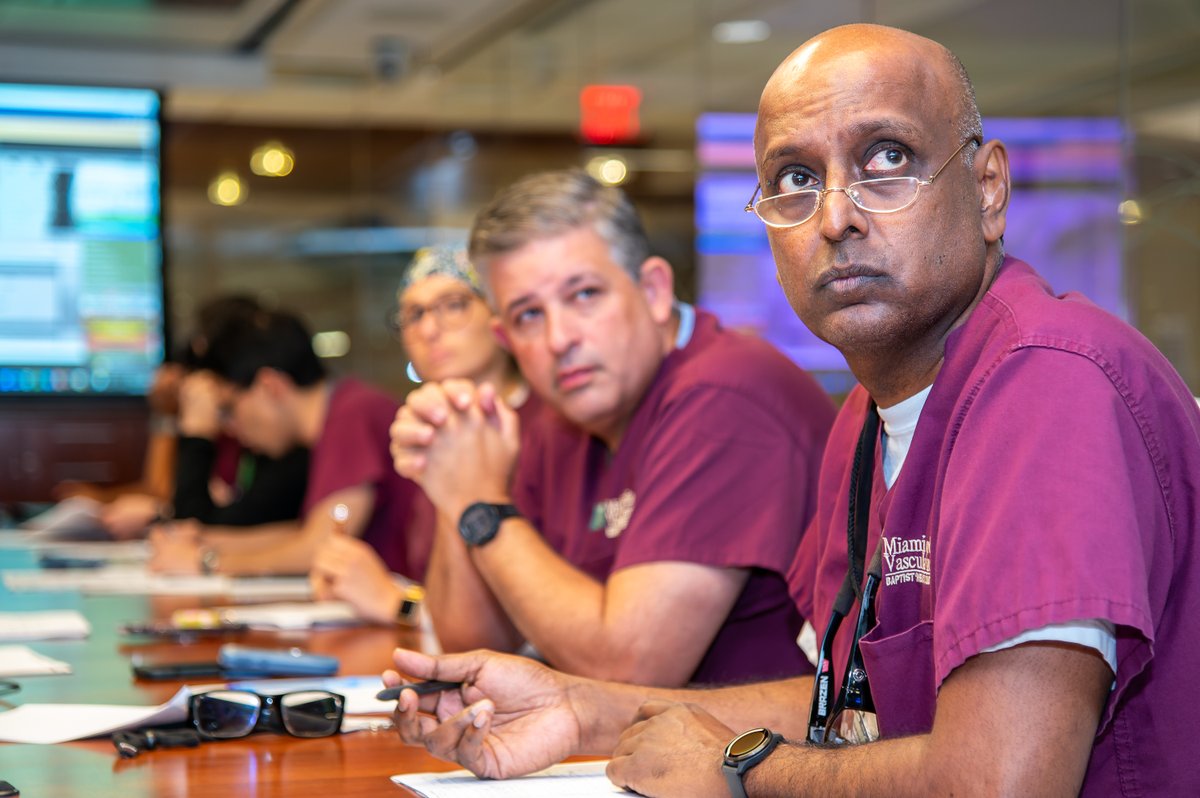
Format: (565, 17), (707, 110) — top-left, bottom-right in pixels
(391, 168), (835, 687)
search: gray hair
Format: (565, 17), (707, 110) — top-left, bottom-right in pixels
(468, 169), (651, 288)
(943, 43), (998, 254)
(943, 47), (983, 164)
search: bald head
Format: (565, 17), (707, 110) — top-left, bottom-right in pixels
(748, 23), (1010, 394)
(761, 24), (981, 163)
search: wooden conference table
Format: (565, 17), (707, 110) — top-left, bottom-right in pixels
(0, 540), (463, 797)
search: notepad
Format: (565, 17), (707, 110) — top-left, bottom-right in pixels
(0, 685), (193, 744)
(0, 645), (72, 678)
(0, 675), (397, 743)
(2, 565), (311, 600)
(215, 601), (361, 630)
(0, 610), (91, 641)
(392, 761), (628, 796)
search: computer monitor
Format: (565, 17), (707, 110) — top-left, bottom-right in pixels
(0, 82), (164, 397)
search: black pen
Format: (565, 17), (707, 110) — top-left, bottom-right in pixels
(375, 680), (463, 701)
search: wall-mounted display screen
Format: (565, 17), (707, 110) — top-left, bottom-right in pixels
(0, 82), (163, 396)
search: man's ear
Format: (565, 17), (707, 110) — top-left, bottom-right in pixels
(490, 317), (512, 352)
(638, 256), (676, 325)
(977, 139), (1010, 244)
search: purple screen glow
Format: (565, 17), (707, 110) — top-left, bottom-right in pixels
(695, 114), (1127, 393)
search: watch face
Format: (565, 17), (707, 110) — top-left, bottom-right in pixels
(460, 503), (502, 546)
(459, 503), (519, 547)
(726, 728), (771, 759)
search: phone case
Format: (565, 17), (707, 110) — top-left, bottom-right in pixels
(216, 644), (338, 676)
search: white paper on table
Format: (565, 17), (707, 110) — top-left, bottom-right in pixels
(225, 578), (314, 601)
(0, 674), (408, 743)
(216, 601), (357, 630)
(0, 610), (91, 641)
(2, 565), (311, 600)
(0, 685), (193, 744)
(0, 645), (73, 677)
(213, 673), (395, 734)
(2, 564), (201, 594)
(224, 674), (395, 715)
(392, 761), (628, 797)
(17, 497), (110, 541)
(25, 540), (149, 562)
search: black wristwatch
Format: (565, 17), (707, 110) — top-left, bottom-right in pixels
(458, 502), (521, 547)
(722, 727), (782, 798)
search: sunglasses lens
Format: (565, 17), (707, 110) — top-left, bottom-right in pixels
(280, 691), (344, 738)
(192, 691), (260, 739)
(827, 708), (880, 746)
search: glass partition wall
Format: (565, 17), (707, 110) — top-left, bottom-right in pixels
(158, 0), (1199, 398)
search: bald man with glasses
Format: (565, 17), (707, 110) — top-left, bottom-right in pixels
(380, 23), (1200, 798)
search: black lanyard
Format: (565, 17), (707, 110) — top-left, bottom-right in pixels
(807, 401), (882, 744)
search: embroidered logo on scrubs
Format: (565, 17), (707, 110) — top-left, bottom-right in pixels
(590, 489), (636, 539)
(882, 535), (931, 586)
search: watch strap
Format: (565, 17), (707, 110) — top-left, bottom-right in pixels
(723, 767), (750, 798)
(721, 728), (782, 798)
(458, 502), (521, 547)
(394, 583), (425, 627)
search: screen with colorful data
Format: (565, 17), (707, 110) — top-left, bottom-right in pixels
(0, 82), (164, 396)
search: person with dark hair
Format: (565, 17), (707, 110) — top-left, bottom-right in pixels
(380, 24), (1200, 797)
(168, 296), (310, 530)
(148, 307), (432, 581)
(390, 170), (835, 686)
(63, 293), (309, 538)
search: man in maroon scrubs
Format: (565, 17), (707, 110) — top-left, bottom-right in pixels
(392, 169), (835, 687)
(381, 23), (1200, 798)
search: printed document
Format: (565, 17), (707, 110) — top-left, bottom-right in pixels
(0, 645), (72, 678)
(0, 610), (90, 641)
(393, 761), (628, 796)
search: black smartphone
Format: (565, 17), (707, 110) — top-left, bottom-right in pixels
(120, 621), (249, 640)
(132, 661), (224, 681)
(38, 553), (105, 569)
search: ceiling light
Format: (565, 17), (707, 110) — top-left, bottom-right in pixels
(587, 155), (629, 186)
(250, 141), (295, 177)
(312, 331), (351, 358)
(1118, 199), (1144, 225)
(208, 171), (246, 206)
(713, 20), (771, 44)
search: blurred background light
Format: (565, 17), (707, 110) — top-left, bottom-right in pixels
(312, 330), (351, 358)
(207, 171), (246, 206)
(1119, 199), (1145, 225)
(250, 140), (295, 177)
(712, 20), (771, 44)
(587, 155), (629, 186)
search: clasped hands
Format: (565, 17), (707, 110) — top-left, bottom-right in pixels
(146, 518), (206, 574)
(389, 379), (521, 519)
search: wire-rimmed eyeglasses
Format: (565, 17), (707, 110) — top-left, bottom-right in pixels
(745, 136), (981, 229)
